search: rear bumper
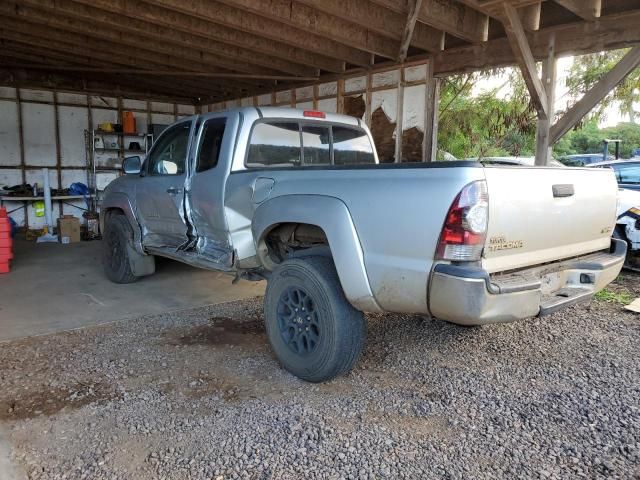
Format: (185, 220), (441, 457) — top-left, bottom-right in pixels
(428, 239), (626, 326)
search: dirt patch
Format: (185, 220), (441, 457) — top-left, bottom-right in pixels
(344, 95), (366, 119)
(0, 381), (112, 421)
(402, 127), (425, 162)
(371, 107), (396, 163)
(167, 316), (265, 347)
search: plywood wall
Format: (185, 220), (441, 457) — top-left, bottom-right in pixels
(0, 87), (196, 228)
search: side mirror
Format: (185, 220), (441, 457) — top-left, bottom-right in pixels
(122, 156), (142, 174)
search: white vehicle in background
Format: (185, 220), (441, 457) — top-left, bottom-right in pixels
(615, 189), (640, 271)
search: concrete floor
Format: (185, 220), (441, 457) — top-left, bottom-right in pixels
(0, 238), (265, 342)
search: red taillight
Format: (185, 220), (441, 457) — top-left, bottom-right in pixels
(436, 180), (488, 261)
(303, 110), (326, 119)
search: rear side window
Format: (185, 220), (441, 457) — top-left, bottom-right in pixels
(247, 122), (301, 167)
(333, 126), (375, 165)
(301, 125), (331, 165)
(196, 118), (226, 173)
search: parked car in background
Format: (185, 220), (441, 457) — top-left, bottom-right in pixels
(100, 107), (625, 382)
(613, 188), (640, 271)
(559, 153), (613, 166)
(588, 160), (640, 191)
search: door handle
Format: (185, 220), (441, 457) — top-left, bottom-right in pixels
(166, 187), (183, 195)
(552, 184), (574, 198)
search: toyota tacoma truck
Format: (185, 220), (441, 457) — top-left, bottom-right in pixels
(101, 107), (625, 382)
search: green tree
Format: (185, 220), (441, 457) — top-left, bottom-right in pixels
(565, 49), (640, 125)
(437, 70), (536, 159)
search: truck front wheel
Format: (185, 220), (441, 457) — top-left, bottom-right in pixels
(102, 214), (140, 284)
(264, 257), (365, 382)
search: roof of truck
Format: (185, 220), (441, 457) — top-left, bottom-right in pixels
(208, 106), (362, 127)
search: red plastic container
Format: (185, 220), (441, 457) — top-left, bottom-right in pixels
(0, 207), (12, 273)
(123, 111), (136, 134)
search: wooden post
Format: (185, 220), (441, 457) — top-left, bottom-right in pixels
(535, 35), (556, 166)
(337, 79), (345, 114)
(16, 88), (28, 229)
(394, 69), (405, 163)
(423, 59), (440, 162)
(53, 90), (63, 217)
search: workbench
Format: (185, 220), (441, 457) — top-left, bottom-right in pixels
(0, 195), (93, 215)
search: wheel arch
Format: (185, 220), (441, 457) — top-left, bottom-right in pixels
(100, 192), (144, 254)
(252, 194), (381, 312)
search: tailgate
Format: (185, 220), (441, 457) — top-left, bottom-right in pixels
(481, 166), (618, 273)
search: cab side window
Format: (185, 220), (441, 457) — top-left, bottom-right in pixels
(197, 118), (226, 173)
(147, 122), (191, 175)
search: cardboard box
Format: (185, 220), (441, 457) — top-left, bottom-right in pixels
(57, 215), (81, 243)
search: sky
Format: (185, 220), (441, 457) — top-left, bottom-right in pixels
(472, 56), (635, 128)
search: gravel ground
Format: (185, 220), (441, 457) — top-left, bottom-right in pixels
(1, 274), (639, 480)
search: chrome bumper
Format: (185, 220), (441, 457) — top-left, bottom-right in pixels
(428, 239), (626, 326)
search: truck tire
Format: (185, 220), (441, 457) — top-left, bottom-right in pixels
(264, 256), (365, 382)
(102, 214), (139, 284)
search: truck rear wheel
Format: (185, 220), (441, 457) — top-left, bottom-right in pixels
(264, 257), (365, 382)
(102, 214), (139, 284)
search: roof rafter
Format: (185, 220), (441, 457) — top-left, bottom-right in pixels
(370, 0), (488, 43)
(0, 30), (249, 97)
(294, 0), (444, 51)
(141, 0), (373, 67)
(1, 3), (301, 80)
(0, 21), (264, 91)
(67, 0), (345, 73)
(10, 0), (319, 78)
(553, 0), (601, 20)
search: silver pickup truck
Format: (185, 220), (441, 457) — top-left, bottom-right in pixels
(101, 107), (625, 382)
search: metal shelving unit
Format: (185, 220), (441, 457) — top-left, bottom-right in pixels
(84, 130), (153, 211)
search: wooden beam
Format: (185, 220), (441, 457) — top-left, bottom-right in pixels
(60, 0), (345, 73)
(0, 50), (211, 98)
(8, 0), (319, 78)
(291, 0), (444, 51)
(205, 0), (420, 59)
(0, 48), (228, 100)
(0, 23), (261, 91)
(1, 65), (319, 81)
(535, 34), (556, 165)
(0, 6), (289, 80)
(370, 0), (488, 43)
(553, 0), (601, 21)
(0, 68), (198, 104)
(399, 0), (424, 62)
(141, 0), (373, 66)
(0, 36), (244, 98)
(431, 9), (640, 75)
(501, 2), (548, 118)
(295, 0), (444, 51)
(423, 59), (440, 162)
(550, 46), (640, 144)
(519, 2), (542, 30)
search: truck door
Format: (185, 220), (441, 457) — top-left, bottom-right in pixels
(186, 114), (235, 267)
(136, 120), (194, 248)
